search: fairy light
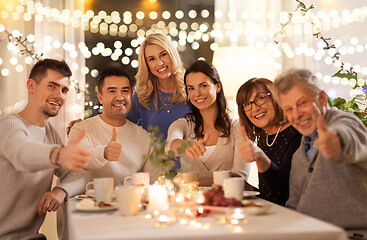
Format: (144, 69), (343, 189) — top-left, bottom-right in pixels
(149, 11), (158, 20)
(105, 15), (113, 24)
(162, 11), (170, 20)
(102, 48), (112, 57)
(131, 60), (138, 68)
(234, 226), (243, 233)
(1, 0), (365, 113)
(111, 53), (119, 61)
(121, 56), (130, 65)
(136, 11), (144, 20)
(123, 17), (132, 24)
(1, 68), (10, 76)
(81, 66), (89, 75)
(201, 9), (210, 18)
(175, 10), (184, 19)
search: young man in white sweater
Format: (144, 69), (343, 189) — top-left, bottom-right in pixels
(68, 67), (160, 186)
(0, 59), (91, 240)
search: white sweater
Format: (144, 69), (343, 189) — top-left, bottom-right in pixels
(68, 115), (160, 185)
(0, 114), (86, 240)
(166, 118), (250, 180)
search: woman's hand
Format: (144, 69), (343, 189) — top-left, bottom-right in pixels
(237, 126), (271, 173)
(237, 126), (256, 163)
(185, 133), (209, 158)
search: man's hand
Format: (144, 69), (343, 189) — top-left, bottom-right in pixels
(38, 188), (66, 215)
(66, 118), (82, 136)
(104, 128), (122, 161)
(185, 133), (209, 158)
(314, 116), (342, 159)
(58, 129), (91, 171)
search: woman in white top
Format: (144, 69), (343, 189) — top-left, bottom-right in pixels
(166, 60), (250, 186)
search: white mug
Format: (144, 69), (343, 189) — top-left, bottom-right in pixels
(124, 172), (150, 186)
(116, 186), (140, 216)
(213, 170), (231, 186)
(223, 177), (244, 201)
(86, 178), (114, 204)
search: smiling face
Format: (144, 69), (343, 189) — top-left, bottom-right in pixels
(244, 87), (276, 133)
(30, 69), (69, 117)
(145, 44), (173, 81)
(279, 84), (327, 137)
(186, 72), (220, 112)
(97, 76), (132, 125)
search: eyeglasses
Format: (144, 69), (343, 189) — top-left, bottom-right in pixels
(242, 92), (271, 112)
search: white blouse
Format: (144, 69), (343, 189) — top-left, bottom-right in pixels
(165, 118), (250, 180)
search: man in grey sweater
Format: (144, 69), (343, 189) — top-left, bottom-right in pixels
(0, 59), (91, 240)
(273, 68), (367, 237)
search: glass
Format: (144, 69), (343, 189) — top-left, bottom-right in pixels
(242, 92), (271, 111)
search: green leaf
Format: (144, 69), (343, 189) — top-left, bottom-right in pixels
(177, 147), (185, 155)
(332, 72), (357, 81)
(164, 170), (177, 180)
(167, 150), (175, 159)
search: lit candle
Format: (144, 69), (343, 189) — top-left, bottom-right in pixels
(195, 191), (205, 204)
(158, 214), (170, 223)
(148, 184), (169, 211)
(175, 193), (184, 203)
(232, 208), (245, 220)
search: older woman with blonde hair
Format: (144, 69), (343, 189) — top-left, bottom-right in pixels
(127, 33), (189, 139)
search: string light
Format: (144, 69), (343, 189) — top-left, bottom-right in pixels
(1, 0), (366, 116)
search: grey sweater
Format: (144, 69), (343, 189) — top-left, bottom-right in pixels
(286, 108), (367, 229)
(0, 114), (86, 240)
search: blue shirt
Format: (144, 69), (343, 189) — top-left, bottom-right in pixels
(301, 131), (318, 160)
(127, 91), (190, 169)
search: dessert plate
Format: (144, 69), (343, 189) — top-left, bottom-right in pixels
(243, 191), (260, 198)
(75, 202), (118, 212)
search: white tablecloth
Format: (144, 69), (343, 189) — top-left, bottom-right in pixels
(67, 198), (348, 240)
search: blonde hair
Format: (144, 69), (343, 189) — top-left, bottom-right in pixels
(135, 33), (186, 111)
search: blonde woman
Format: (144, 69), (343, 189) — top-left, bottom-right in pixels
(127, 33), (189, 140)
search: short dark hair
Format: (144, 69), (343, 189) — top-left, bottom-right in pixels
(97, 67), (134, 93)
(184, 60), (231, 139)
(29, 59), (72, 84)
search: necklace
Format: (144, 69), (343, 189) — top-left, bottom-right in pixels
(158, 92), (173, 113)
(265, 125), (282, 147)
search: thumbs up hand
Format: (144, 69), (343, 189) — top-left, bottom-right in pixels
(185, 133), (209, 158)
(237, 126), (256, 163)
(314, 116), (342, 159)
(57, 129), (91, 171)
(237, 126), (267, 162)
(104, 128), (122, 161)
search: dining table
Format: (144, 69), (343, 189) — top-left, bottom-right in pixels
(66, 196), (348, 240)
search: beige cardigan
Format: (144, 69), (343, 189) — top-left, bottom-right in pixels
(166, 118), (250, 180)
